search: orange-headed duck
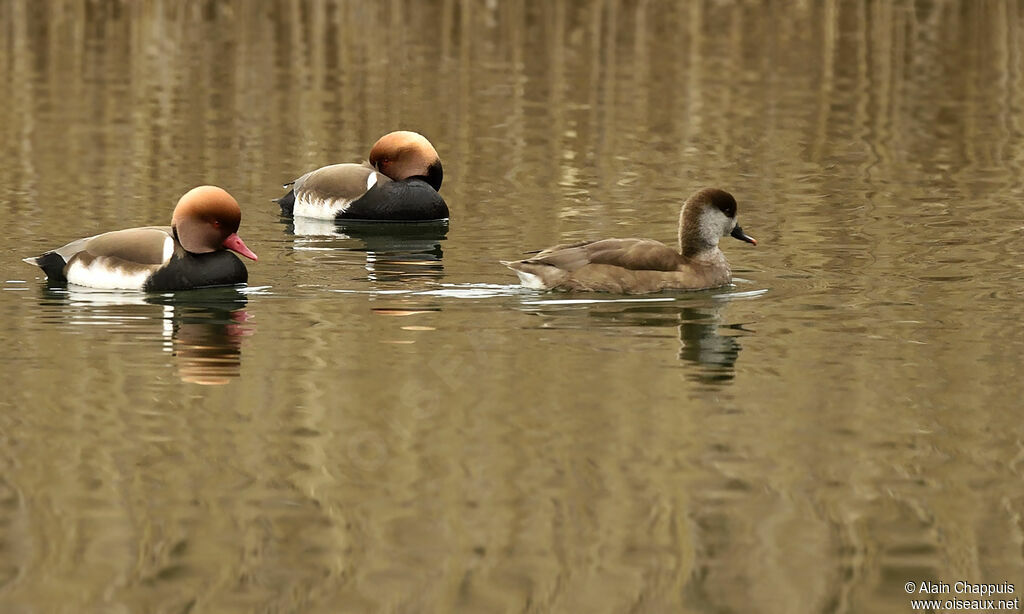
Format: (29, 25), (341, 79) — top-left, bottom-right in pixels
(276, 130), (448, 222)
(24, 186), (258, 291)
(503, 188), (756, 294)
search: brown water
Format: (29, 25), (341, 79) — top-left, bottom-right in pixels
(1, 1), (1023, 612)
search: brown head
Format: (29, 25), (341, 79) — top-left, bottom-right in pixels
(171, 186), (258, 260)
(368, 131), (443, 191)
(678, 188), (757, 256)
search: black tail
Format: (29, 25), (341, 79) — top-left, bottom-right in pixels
(24, 252), (68, 282)
(275, 189), (296, 217)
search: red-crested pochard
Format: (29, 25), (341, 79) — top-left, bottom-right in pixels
(503, 188), (757, 294)
(276, 131), (448, 222)
(24, 186), (258, 291)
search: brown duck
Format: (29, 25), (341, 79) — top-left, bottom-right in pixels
(503, 188), (756, 294)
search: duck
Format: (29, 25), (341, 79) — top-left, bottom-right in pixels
(24, 185), (258, 291)
(502, 188), (756, 294)
(276, 130), (448, 222)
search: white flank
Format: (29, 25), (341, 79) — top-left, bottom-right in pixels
(66, 258), (155, 290)
(513, 269), (548, 290)
(366, 172), (378, 190)
(293, 192), (353, 220)
(162, 235), (174, 262)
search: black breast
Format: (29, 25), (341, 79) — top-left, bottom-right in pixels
(340, 178), (449, 222)
(145, 251), (248, 291)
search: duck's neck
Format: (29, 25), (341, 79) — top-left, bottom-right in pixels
(678, 213), (719, 258)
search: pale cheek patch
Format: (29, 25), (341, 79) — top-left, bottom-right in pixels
(66, 258), (156, 290)
(699, 209), (732, 241)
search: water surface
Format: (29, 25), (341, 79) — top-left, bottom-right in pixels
(1, 1), (1023, 612)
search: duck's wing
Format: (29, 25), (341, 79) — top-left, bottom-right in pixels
(293, 162), (388, 198)
(77, 227), (174, 265)
(525, 238), (682, 272)
(282, 162), (391, 218)
(25, 227), (173, 283)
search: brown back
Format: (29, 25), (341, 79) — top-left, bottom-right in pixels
(295, 163), (386, 201)
(82, 227), (173, 264)
(529, 238), (682, 272)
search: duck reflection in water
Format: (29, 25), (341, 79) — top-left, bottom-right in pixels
(675, 304), (748, 384)
(150, 290), (253, 385)
(284, 218), (447, 282)
(39, 286), (253, 385)
(529, 298), (751, 385)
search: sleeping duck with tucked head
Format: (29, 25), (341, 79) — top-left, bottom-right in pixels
(503, 188), (757, 294)
(24, 185), (258, 291)
(276, 130), (448, 222)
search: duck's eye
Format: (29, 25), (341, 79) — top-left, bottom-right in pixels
(212, 220), (221, 228)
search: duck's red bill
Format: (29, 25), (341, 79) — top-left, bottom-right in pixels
(223, 233), (258, 261)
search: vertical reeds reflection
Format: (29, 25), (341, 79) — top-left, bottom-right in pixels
(2, 1), (1024, 611)
(5, 0), (1023, 233)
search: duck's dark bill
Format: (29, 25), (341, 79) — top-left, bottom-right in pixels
(730, 225), (757, 245)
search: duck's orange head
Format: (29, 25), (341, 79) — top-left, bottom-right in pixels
(369, 131), (443, 191)
(171, 186), (257, 260)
